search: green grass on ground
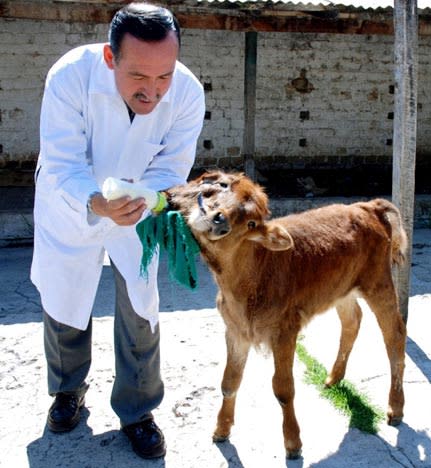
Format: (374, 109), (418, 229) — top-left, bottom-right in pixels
(296, 341), (385, 434)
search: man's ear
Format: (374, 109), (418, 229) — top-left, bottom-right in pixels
(103, 44), (115, 70)
(250, 222), (294, 251)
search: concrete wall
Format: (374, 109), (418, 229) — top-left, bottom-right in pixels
(1, 17), (430, 179)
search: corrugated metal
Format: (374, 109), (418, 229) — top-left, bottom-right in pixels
(336, 0), (430, 7)
(200, 0), (431, 11)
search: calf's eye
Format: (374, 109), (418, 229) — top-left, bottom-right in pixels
(248, 221), (256, 229)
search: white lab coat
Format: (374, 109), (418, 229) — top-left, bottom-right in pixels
(31, 43), (205, 331)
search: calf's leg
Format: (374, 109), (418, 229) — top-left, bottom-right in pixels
(213, 330), (250, 442)
(272, 331), (302, 459)
(326, 295), (363, 387)
(362, 280), (406, 426)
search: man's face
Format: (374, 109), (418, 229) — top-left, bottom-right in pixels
(104, 31), (179, 115)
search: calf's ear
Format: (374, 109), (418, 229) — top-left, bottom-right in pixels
(254, 223), (294, 251)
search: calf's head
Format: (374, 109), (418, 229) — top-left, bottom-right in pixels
(167, 171), (294, 252)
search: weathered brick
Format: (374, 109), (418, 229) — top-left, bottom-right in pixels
(1, 18), (431, 170)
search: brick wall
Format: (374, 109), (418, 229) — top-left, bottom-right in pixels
(0, 19), (108, 180)
(180, 29), (245, 169)
(255, 32), (431, 170)
(1, 18), (430, 181)
(257, 33), (396, 166)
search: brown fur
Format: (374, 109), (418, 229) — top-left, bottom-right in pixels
(167, 170), (407, 459)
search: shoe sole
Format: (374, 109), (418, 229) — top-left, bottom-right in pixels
(47, 414), (81, 432)
(132, 444), (167, 459)
(122, 425), (166, 459)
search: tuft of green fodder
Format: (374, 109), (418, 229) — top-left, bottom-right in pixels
(296, 342), (385, 434)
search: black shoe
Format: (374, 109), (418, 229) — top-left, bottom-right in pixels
(47, 392), (85, 433)
(123, 419), (166, 459)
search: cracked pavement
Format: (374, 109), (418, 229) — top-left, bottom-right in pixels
(0, 230), (430, 467)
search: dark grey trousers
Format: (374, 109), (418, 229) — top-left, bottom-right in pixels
(43, 260), (164, 427)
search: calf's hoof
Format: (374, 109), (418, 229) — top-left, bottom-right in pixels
(324, 374), (342, 388)
(324, 378), (334, 388)
(387, 414), (403, 427)
(286, 448), (302, 460)
(213, 431), (230, 443)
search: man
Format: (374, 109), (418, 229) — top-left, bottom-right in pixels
(30, 2), (205, 459)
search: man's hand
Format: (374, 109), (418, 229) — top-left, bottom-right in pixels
(90, 193), (147, 226)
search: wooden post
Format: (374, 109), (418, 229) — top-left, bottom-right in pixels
(392, 0), (418, 322)
(243, 31), (257, 181)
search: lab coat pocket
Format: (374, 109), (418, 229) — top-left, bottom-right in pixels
(36, 190), (88, 246)
(116, 140), (166, 181)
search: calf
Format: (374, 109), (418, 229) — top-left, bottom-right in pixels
(167, 170), (407, 459)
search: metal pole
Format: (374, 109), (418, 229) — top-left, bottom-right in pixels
(243, 31), (257, 181)
(392, 0), (418, 322)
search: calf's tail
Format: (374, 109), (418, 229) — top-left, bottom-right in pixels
(379, 200), (408, 266)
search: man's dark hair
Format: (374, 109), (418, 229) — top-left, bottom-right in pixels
(109, 2), (181, 60)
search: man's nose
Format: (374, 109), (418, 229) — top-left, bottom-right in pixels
(141, 80), (159, 101)
(148, 80), (162, 101)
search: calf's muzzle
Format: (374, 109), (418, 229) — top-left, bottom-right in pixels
(197, 193), (231, 238)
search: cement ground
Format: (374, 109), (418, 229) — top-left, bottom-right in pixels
(0, 229), (430, 467)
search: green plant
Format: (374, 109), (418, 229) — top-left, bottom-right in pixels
(296, 342), (385, 434)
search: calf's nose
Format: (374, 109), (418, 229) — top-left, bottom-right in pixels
(213, 212), (226, 225)
(212, 212), (230, 236)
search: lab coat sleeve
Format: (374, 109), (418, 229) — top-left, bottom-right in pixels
(39, 65), (100, 218)
(139, 80), (205, 191)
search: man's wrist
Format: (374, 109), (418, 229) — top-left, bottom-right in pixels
(87, 191), (102, 215)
